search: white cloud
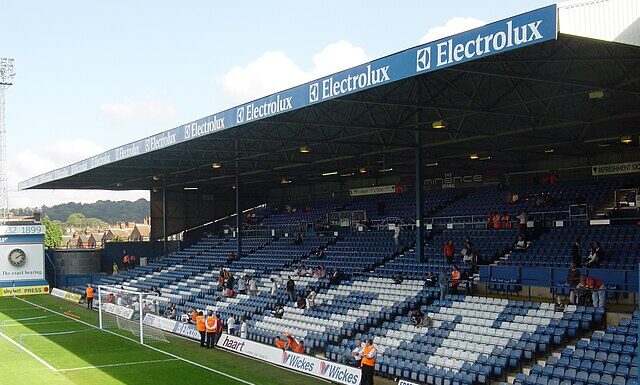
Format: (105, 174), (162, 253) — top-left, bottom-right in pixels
(419, 17), (485, 44)
(100, 98), (179, 125)
(217, 40), (370, 107)
(8, 138), (147, 208)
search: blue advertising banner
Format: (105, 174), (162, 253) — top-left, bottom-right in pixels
(19, 5), (557, 190)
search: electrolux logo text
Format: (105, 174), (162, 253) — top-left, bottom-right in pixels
(416, 18), (546, 72)
(236, 95), (293, 124)
(309, 64), (391, 103)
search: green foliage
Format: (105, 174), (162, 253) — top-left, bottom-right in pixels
(42, 215), (63, 249)
(35, 198), (150, 225)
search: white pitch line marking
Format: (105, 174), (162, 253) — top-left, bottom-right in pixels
(2, 320), (76, 327)
(0, 330), (57, 371)
(57, 358), (178, 372)
(16, 297), (256, 385)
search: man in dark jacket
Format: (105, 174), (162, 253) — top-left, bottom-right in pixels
(286, 276), (296, 302)
(572, 237), (582, 267)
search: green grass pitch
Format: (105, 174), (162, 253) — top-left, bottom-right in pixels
(0, 294), (374, 385)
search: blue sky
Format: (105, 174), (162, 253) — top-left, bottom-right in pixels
(1, 0), (553, 207)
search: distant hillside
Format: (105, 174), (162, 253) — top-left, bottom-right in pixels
(36, 199), (150, 224)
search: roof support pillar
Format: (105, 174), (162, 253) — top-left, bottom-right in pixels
(236, 168), (242, 258)
(162, 184), (168, 258)
(415, 121), (425, 262)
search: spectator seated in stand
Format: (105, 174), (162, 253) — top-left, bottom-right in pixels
(514, 236), (527, 251)
(584, 242), (603, 268)
(164, 304), (176, 319)
(394, 272), (404, 285)
(274, 336), (287, 350)
(329, 268), (342, 285)
(273, 304), (284, 319)
(410, 308), (432, 328)
(553, 295), (566, 312)
(296, 295), (306, 309)
(226, 251), (235, 265)
(425, 271), (436, 287)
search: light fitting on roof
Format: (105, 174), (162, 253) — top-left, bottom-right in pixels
(544, 149), (554, 153)
(432, 120), (447, 129)
(212, 162), (222, 169)
(299, 146), (311, 153)
(479, 156), (491, 161)
(427, 162), (439, 167)
(340, 172), (354, 177)
(379, 168), (393, 173)
(588, 90), (605, 100)
(469, 154), (479, 160)
(621, 136), (633, 144)
(322, 171), (338, 176)
(281, 178), (292, 184)
(184, 187), (198, 190)
(359, 167), (367, 174)
(152, 175), (160, 181)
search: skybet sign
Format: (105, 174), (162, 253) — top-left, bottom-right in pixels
(415, 5), (556, 73)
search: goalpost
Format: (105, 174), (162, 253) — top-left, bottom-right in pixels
(97, 285), (168, 344)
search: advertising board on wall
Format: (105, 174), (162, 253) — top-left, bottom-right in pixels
(0, 285), (48, 297)
(103, 303), (135, 319)
(591, 161), (640, 176)
(0, 225), (45, 283)
(217, 333), (361, 385)
(141, 315), (362, 385)
(51, 287), (82, 303)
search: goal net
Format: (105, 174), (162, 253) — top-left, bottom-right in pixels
(98, 285), (168, 344)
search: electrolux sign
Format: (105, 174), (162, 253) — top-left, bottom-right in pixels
(414, 5), (556, 74)
(18, 5), (557, 190)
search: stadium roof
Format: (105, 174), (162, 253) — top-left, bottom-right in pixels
(19, 3), (640, 193)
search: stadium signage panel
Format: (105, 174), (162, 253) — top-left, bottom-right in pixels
(309, 64), (391, 103)
(142, 313), (201, 340)
(103, 303), (135, 319)
(217, 334), (361, 385)
(415, 6), (556, 73)
(50, 287), (82, 303)
(18, 5), (557, 190)
(398, 380), (420, 385)
(591, 161), (640, 176)
(350, 184), (396, 196)
(0, 285), (48, 296)
(0, 225), (44, 236)
(0, 243), (45, 281)
(425, 172), (483, 189)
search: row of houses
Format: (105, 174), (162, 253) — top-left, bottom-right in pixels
(59, 223), (151, 249)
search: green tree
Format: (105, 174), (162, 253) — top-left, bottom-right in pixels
(65, 213), (86, 228)
(42, 215), (63, 249)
